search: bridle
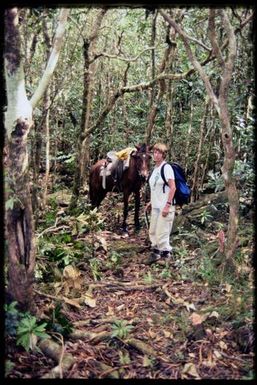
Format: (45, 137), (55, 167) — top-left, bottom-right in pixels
(134, 150), (150, 181)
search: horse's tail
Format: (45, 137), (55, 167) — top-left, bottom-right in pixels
(89, 164), (105, 208)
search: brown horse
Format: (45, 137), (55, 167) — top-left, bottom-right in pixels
(89, 144), (151, 233)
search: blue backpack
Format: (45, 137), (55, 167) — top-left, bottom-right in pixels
(160, 162), (191, 206)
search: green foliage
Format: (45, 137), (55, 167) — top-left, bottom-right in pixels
(89, 258), (102, 281)
(106, 251), (122, 269)
(233, 159), (255, 195)
(173, 310), (190, 339)
(173, 226), (203, 247)
(234, 116), (255, 171)
(160, 267), (172, 280)
(111, 320), (134, 340)
(241, 370), (254, 380)
(5, 360), (15, 376)
(5, 302), (50, 353)
(53, 232), (73, 244)
(40, 243), (74, 268)
(36, 211), (96, 281)
(5, 301), (19, 337)
(5, 184), (23, 211)
(76, 209), (104, 234)
(118, 350), (131, 365)
(205, 170), (225, 193)
(44, 210), (58, 227)
(46, 302), (73, 337)
(55, 152), (76, 167)
(16, 8), (254, 201)
(198, 257), (220, 286)
(213, 290), (253, 324)
(5, 197), (16, 210)
(174, 245), (188, 260)
(48, 197), (58, 211)
(16, 315), (49, 352)
(199, 209), (213, 224)
(143, 271), (154, 285)
(37, 227), (92, 275)
(142, 355), (156, 368)
(73, 240), (91, 252)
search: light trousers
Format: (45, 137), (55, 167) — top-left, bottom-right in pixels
(149, 206), (175, 252)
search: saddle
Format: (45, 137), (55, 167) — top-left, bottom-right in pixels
(99, 147), (136, 190)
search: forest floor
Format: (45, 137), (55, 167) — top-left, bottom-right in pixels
(5, 191), (255, 379)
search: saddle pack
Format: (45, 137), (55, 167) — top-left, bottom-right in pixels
(100, 147), (136, 190)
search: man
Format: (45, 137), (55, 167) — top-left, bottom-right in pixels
(145, 143), (176, 264)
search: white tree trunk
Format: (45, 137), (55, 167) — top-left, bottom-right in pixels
(4, 7), (69, 310)
(30, 8), (69, 108)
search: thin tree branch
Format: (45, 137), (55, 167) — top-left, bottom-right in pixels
(186, 34), (211, 51)
(30, 9), (69, 109)
(218, 9), (237, 103)
(208, 9), (224, 66)
(91, 46), (156, 63)
(159, 8), (220, 115)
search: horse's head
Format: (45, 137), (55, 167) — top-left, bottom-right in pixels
(132, 144), (151, 182)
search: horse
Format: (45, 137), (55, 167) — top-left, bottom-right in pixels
(89, 144), (151, 233)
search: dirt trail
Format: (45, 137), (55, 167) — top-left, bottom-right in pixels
(6, 223), (253, 379)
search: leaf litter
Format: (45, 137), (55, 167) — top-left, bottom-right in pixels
(5, 199), (254, 379)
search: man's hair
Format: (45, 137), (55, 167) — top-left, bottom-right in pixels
(153, 143), (168, 158)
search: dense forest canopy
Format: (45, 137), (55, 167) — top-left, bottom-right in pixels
(17, 7), (254, 162)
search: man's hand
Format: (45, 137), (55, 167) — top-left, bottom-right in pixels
(162, 204), (170, 217)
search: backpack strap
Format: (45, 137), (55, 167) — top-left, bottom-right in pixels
(160, 162), (176, 205)
(160, 162), (171, 193)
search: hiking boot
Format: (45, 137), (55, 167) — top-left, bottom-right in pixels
(156, 251), (172, 266)
(144, 249), (161, 265)
(160, 250), (172, 258)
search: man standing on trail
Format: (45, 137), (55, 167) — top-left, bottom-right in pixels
(145, 143), (176, 264)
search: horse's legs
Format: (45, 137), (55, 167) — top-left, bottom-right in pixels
(122, 191), (130, 233)
(134, 189), (141, 231)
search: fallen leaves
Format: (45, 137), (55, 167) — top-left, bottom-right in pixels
(28, 216), (254, 380)
(181, 362), (200, 379)
(82, 294), (97, 308)
(189, 312), (205, 325)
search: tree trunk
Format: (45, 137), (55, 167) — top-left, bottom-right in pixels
(70, 9), (107, 210)
(190, 98), (209, 202)
(199, 104), (216, 193)
(42, 12), (52, 208)
(42, 90), (51, 208)
(6, 128), (35, 311)
(4, 8), (69, 311)
(219, 102), (239, 265)
(122, 94), (130, 145)
(69, 39), (91, 211)
(149, 10), (157, 107)
(30, 122), (42, 222)
(216, 10), (239, 267)
(184, 98), (193, 175)
(4, 8), (35, 311)
(145, 87), (163, 145)
(164, 80), (174, 157)
(145, 24), (174, 144)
